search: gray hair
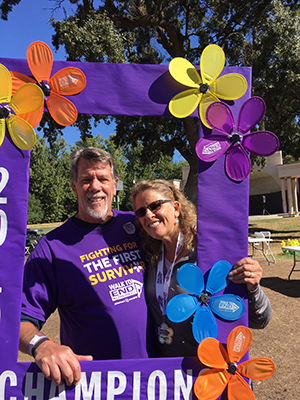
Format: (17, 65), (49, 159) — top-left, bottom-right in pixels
(69, 147), (119, 184)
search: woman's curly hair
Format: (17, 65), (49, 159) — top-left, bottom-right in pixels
(131, 179), (197, 267)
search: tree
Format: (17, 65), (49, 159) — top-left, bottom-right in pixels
(2, 0), (300, 203)
(29, 134), (76, 223)
(120, 139), (187, 210)
(27, 193), (44, 224)
(50, 0), (300, 203)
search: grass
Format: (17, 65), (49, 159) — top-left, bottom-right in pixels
(248, 217), (300, 241)
(249, 216), (300, 261)
(27, 217), (299, 262)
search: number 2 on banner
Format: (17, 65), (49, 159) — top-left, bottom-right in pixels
(0, 167), (9, 246)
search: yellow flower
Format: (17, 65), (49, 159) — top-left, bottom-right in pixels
(168, 44), (247, 128)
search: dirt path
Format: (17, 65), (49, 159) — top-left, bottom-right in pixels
(250, 241), (300, 399)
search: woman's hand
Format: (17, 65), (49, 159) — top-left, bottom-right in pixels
(228, 257), (263, 292)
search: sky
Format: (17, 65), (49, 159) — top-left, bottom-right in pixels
(0, 0), (183, 161)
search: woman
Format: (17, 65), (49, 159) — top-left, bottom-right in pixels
(131, 179), (272, 357)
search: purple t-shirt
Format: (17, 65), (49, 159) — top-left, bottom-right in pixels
(22, 211), (154, 359)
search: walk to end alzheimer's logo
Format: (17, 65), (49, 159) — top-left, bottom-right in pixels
(202, 141), (221, 155)
(109, 279), (143, 305)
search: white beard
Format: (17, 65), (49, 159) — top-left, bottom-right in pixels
(85, 194), (108, 220)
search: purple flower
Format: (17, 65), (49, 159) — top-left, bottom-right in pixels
(195, 97), (279, 181)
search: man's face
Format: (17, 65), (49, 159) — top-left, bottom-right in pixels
(72, 158), (118, 224)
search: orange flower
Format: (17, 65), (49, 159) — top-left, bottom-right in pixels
(194, 326), (275, 400)
(11, 41), (86, 127)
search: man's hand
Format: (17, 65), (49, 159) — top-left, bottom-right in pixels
(228, 257), (263, 292)
(34, 340), (93, 386)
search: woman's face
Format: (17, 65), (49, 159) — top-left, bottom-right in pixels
(134, 189), (180, 244)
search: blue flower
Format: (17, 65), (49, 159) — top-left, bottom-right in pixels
(166, 261), (245, 343)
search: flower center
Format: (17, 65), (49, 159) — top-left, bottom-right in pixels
(0, 105), (10, 119)
(199, 83), (209, 94)
(227, 362), (238, 375)
(199, 292), (209, 304)
(37, 81), (51, 97)
(229, 133), (241, 145)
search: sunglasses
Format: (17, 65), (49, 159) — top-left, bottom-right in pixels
(135, 199), (172, 218)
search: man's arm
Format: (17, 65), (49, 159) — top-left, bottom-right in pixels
(20, 321), (93, 386)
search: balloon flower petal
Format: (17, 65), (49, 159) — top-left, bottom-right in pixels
(238, 96), (266, 133)
(27, 40), (53, 82)
(166, 261), (245, 343)
(46, 92), (78, 126)
(177, 263), (204, 295)
(199, 92), (220, 129)
(0, 64), (12, 103)
(169, 58), (201, 88)
(194, 326), (275, 400)
(18, 107), (44, 129)
(10, 71), (36, 93)
(10, 72), (44, 128)
(211, 73), (247, 101)
(200, 44), (225, 84)
(166, 293), (199, 323)
(0, 119), (5, 147)
(206, 260), (232, 295)
(227, 325), (252, 363)
(196, 135), (231, 162)
(0, 64), (43, 150)
(197, 337), (229, 368)
(169, 88), (202, 118)
(243, 131), (279, 157)
(7, 115), (36, 150)
(227, 373), (256, 400)
(209, 294), (245, 321)
(194, 368), (230, 400)
(10, 83), (44, 114)
(238, 358), (275, 380)
(192, 306), (218, 343)
(204, 101), (235, 135)
(49, 67), (86, 95)
(198, 96), (279, 181)
(168, 44), (247, 128)
(225, 145), (251, 181)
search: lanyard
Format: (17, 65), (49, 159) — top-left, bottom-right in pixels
(156, 231), (184, 317)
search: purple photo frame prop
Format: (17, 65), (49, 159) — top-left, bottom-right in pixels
(0, 57), (251, 399)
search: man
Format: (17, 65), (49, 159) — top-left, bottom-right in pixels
(20, 147), (154, 386)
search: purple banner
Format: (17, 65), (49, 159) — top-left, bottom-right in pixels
(1, 357), (206, 399)
(0, 137), (30, 361)
(0, 58), (251, 399)
(197, 67), (252, 344)
(0, 57), (250, 118)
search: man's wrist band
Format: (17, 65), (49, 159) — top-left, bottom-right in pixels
(28, 335), (50, 357)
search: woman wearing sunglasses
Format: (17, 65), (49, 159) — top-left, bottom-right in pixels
(131, 179), (272, 357)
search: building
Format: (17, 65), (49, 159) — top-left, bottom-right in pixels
(250, 151), (299, 215)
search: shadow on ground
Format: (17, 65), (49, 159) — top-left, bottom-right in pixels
(261, 276), (300, 297)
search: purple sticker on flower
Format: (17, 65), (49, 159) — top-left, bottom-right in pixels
(195, 96), (279, 181)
